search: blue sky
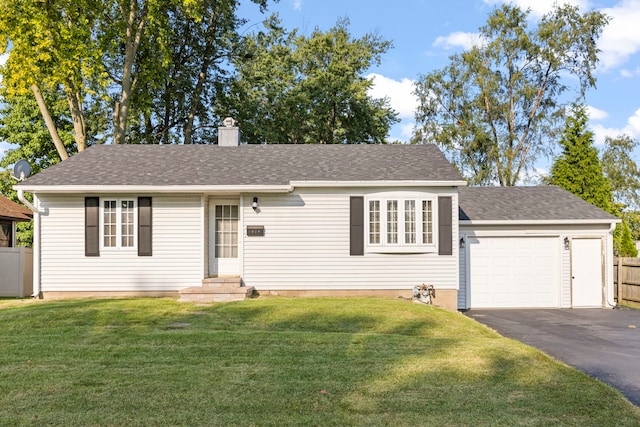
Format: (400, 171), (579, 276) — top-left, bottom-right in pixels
(238, 0), (640, 180)
(2, 0), (640, 181)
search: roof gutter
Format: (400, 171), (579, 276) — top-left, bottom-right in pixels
(17, 189), (41, 298)
(289, 180), (468, 188)
(459, 219), (621, 226)
(16, 188), (42, 214)
(14, 184), (295, 194)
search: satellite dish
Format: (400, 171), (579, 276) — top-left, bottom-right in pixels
(12, 160), (32, 181)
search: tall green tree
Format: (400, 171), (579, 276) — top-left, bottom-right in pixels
(602, 134), (640, 209)
(548, 105), (636, 256)
(413, 4), (609, 185)
(0, 0), (271, 154)
(225, 17), (398, 144)
(601, 134), (640, 254)
(101, 0), (270, 145)
(0, 0), (106, 157)
(549, 105), (614, 213)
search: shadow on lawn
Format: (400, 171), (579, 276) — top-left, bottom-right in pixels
(1, 297), (638, 426)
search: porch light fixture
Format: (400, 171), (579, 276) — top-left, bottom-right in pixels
(459, 236), (465, 249)
(252, 197), (259, 210)
(564, 237), (570, 250)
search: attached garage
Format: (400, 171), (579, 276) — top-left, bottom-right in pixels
(458, 187), (618, 310)
(467, 236), (560, 308)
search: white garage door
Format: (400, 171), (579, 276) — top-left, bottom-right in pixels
(468, 236), (560, 308)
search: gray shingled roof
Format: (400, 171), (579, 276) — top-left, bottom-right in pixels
(17, 144), (463, 187)
(459, 186), (618, 222)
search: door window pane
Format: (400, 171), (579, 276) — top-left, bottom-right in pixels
(215, 204), (238, 258)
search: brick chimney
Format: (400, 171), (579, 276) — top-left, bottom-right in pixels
(218, 117), (240, 146)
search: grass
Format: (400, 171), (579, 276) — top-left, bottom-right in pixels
(0, 297), (639, 426)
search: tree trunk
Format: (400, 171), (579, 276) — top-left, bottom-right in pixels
(114, 0), (147, 144)
(184, 8), (220, 145)
(65, 87), (87, 151)
(31, 85), (69, 161)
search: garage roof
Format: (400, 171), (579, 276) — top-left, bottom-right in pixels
(459, 186), (618, 223)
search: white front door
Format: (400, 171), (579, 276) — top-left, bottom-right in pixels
(209, 199), (240, 276)
(571, 238), (603, 307)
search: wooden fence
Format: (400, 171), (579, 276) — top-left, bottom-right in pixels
(614, 257), (640, 305)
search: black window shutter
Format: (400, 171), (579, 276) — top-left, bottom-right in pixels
(85, 197), (100, 257)
(438, 196), (452, 256)
(350, 196), (364, 256)
(138, 197), (152, 256)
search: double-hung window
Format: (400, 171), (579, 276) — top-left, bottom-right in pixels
(102, 199), (136, 249)
(367, 195), (436, 252)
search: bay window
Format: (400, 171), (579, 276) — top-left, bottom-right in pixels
(366, 195), (436, 252)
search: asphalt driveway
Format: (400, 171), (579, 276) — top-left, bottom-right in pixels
(466, 308), (640, 406)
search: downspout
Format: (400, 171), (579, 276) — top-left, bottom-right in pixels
(606, 221), (618, 308)
(17, 189), (42, 298)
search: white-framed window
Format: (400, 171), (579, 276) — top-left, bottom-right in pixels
(366, 194), (437, 252)
(102, 198), (136, 249)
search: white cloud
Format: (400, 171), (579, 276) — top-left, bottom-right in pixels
(366, 73), (418, 119)
(483, 0), (589, 16)
(433, 32), (483, 51)
(291, 0), (302, 11)
(480, 1), (640, 76)
(619, 67), (640, 78)
(590, 107), (640, 145)
(519, 166), (549, 185)
(399, 122), (415, 140)
(0, 142), (11, 160)
(586, 105), (609, 120)
(598, 0), (640, 72)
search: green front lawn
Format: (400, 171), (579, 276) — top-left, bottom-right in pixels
(1, 297), (638, 426)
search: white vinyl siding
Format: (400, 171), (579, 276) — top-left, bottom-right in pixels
(242, 188), (459, 291)
(38, 194), (203, 291)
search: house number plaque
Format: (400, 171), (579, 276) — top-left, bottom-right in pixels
(247, 225), (265, 237)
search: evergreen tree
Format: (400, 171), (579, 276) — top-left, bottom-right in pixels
(549, 105), (614, 213)
(618, 221), (638, 257)
(549, 104), (636, 256)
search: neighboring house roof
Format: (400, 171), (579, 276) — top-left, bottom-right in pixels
(0, 195), (33, 221)
(459, 186), (619, 223)
(16, 144), (465, 191)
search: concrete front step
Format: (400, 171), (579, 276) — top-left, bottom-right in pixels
(178, 277), (254, 302)
(178, 286), (254, 303)
(201, 276), (243, 288)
